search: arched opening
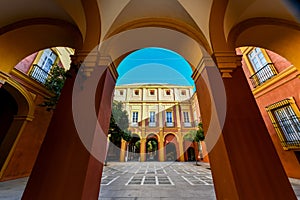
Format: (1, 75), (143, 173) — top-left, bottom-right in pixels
(164, 134), (179, 161)
(0, 87), (18, 169)
(146, 134), (158, 161)
(128, 134), (140, 161)
(187, 147), (196, 161)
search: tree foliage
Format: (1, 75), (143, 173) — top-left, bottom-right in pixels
(40, 65), (67, 111)
(183, 122), (205, 142)
(109, 101), (132, 143)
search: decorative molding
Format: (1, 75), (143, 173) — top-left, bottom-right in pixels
(212, 52), (242, 78)
(71, 51), (118, 81)
(253, 66), (298, 98)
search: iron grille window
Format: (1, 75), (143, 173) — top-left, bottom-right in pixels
(266, 98), (300, 149)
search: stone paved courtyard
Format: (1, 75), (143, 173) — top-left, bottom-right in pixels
(0, 162), (300, 199)
(99, 162), (215, 200)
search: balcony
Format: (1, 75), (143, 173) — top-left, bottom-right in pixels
(249, 63), (277, 88)
(29, 64), (51, 84)
(131, 122), (139, 127)
(183, 122), (192, 127)
(165, 122), (174, 127)
(149, 122), (157, 127)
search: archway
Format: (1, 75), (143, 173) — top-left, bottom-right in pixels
(146, 134), (158, 161)
(128, 134), (140, 161)
(0, 82), (32, 180)
(187, 147), (196, 161)
(0, 87), (18, 169)
(164, 134), (179, 161)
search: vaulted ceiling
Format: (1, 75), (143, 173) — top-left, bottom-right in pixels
(0, 0), (299, 71)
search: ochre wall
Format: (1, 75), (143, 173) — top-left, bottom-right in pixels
(0, 94), (53, 181)
(241, 49), (300, 178)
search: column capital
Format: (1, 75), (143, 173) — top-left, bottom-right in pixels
(71, 50), (118, 81)
(212, 52), (242, 78)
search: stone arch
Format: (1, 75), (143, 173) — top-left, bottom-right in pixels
(0, 18), (83, 73)
(0, 82), (33, 178)
(228, 18), (300, 71)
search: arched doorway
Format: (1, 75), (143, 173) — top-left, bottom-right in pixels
(0, 87), (18, 169)
(146, 134), (158, 161)
(165, 143), (176, 161)
(128, 134), (140, 161)
(187, 147), (195, 161)
(164, 134), (179, 161)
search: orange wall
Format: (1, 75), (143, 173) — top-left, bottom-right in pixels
(0, 95), (53, 181)
(241, 50), (300, 178)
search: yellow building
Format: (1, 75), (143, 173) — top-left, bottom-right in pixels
(111, 84), (206, 162)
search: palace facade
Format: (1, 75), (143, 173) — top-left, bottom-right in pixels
(108, 84), (208, 163)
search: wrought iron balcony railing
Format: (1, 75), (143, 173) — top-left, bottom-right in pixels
(29, 64), (51, 84)
(249, 63), (277, 88)
(148, 122), (157, 127)
(165, 122), (174, 127)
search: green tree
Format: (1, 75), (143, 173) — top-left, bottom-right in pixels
(183, 122), (205, 164)
(109, 101), (132, 144)
(40, 65), (67, 111)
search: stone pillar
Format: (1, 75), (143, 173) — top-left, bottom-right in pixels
(178, 135), (185, 162)
(192, 53), (296, 199)
(158, 130), (165, 162)
(140, 138), (146, 162)
(22, 52), (118, 200)
(119, 139), (127, 162)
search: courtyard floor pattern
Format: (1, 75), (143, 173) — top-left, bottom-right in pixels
(0, 162), (300, 200)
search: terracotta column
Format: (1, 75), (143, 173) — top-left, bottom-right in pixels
(140, 138), (146, 162)
(158, 131), (165, 162)
(192, 54), (296, 199)
(178, 135), (185, 162)
(119, 139), (127, 162)
(22, 53), (118, 200)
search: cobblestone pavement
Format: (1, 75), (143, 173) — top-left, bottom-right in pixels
(0, 162), (300, 200)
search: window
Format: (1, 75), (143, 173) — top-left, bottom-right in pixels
(165, 89), (171, 95)
(30, 49), (57, 84)
(266, 98), (300, 149)
(38, 49), (57, 72)
(134, 90), (139, 95)
(183, 112), (190, 123)
(181, 90), (186, 96)
(166, 111), (172, 123)
(132, 112), (138, 125)
(119, 90), (124, 95)
(183, 111), (192, 127)
(149, 90), (155, 95)
(149, 111), (156, 127)
(166, 111), (174, 127)
(247, 47), (277, 88)
(150, 111), (156, 123)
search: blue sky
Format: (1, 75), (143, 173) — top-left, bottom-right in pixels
(116, 47), (195, 87)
